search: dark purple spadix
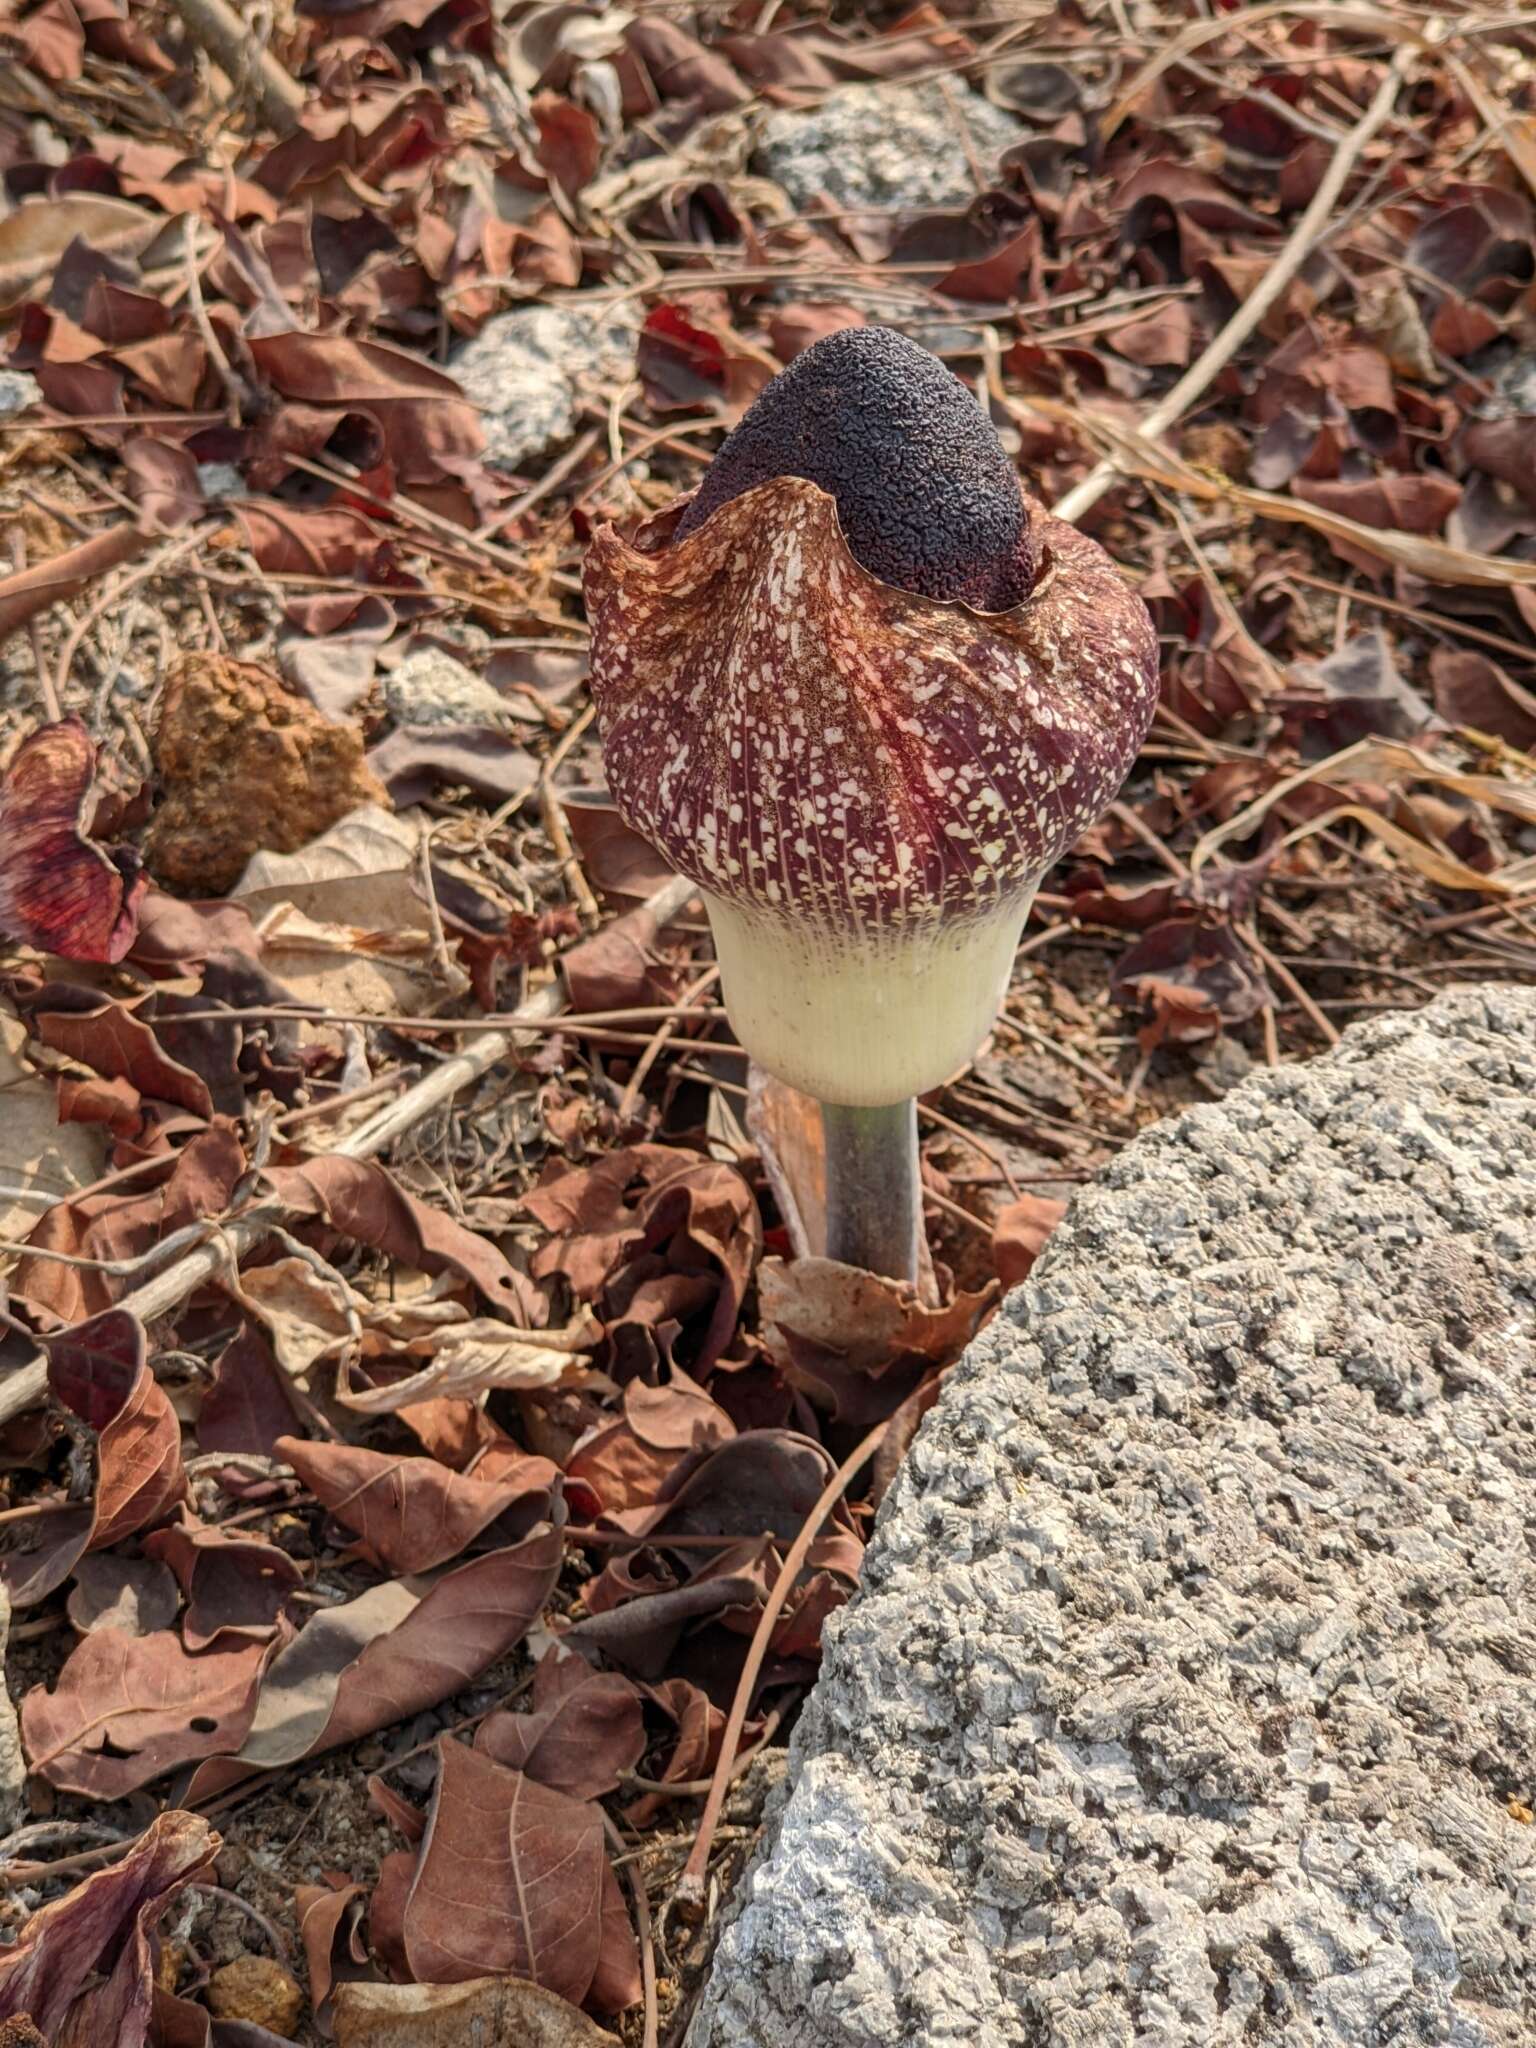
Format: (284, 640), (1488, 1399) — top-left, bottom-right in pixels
(677, 325), (1036, 610)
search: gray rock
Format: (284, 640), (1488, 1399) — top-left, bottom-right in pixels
(754, 80), (1023, 216)
(0, 369), (39, 418)
(691, 987), (1536, 2048)
(381, 645), (511, 728)
(196, 460), (245, 502)
(452, 300), (638, 472)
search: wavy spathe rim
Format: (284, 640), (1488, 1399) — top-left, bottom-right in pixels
(584, 474), (1160, 939)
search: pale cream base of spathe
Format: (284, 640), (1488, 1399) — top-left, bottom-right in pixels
(702, 891), (1038, 1107)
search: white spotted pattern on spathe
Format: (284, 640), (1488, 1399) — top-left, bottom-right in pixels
(584, 475), (1158, 943)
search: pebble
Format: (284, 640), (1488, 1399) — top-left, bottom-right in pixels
(453, 300), (639, 472)
(381, 644), (513, 728)
(0, 371), (39, 418)
(754, 80), (1023, 215)
(206, 1956), (305, 2039)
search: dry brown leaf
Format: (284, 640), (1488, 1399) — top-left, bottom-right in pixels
(277, 1436), (555, 1572)
(0, 196), (161, 310)
(0, 1002), (105, 1245)
(1189, 738), (1536, 896)
(402, 1738), (639, 2012)
(333, 1977), (618, 2048)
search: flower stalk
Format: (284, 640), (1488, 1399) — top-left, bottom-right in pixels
(820, 1100), (922, 1283)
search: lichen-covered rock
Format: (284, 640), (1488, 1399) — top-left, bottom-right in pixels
(754, 80), (1022, 215)
(452, 301), (638, 472)
(691, 986), (1536, 2048)
(381, 644), (512, 728)
(0, 370), (39, 417)
(145, 654), (387, 897)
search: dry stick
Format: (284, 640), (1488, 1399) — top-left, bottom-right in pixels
(0, 875), (700, 1426)
(7, 536), (61, 722)
(164, 0), (303, 134)
(617, 964), (721, 1120)
(0, 522), (150, 645)
(605, 1812), (659, 2048)
(540, 701), (602, 927)
(674, 1419), (888, 1919)
(1051, 37), (1419, 530)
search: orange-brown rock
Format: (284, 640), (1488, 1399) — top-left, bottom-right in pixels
(144, 654), (387, 897)
(206, 1955), (305, 2038)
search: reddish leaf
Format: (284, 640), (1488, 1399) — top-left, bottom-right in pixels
(0, 720), (146, 962)
(57, 1071), (142, 1135)
(21, 1627), (268, 1796)
(66, 1554), (179, 1637)
(1429, 648), (1536, 751)
(198, 1326), (301, 1460)
(403, 1738), (639, 2012)
(991, 1194), (1068, 1288)
(297, 1881), (372, 2030)
(758, 1261), (989, 1425)
(766, 304), (866, 363)
(624, 1676), (761, 1828)
(1111, 918), (1273, 1039)
(14, 1125), (244, 1324)
(624, 18), (749, 111)
(3, 1311), (185, 1608)
(0, 1810), (216, 2047)
(566, 1373), (734, 1513)
(1289, 471), (1461, 533)
(559, 792), (675, 901)
(28, 989), (214, 1117)
(184, 1526), (563, 1800)
(366, 726), (540, 808)
(561, 1572), (762, 1679)
(266, 1155), (543, 1324)
(532, 92), (603, 196)
(476, 1647), (644, 1801)
(144, 1514), (303, 1650)
(527, 1147), (758, 1373)
(278, 1436), (555, 1573)
(53, 1310), (185, 1548)
(1108, 299), (1194, 367)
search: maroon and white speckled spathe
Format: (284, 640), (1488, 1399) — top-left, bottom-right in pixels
(585, 474), (1158, 946)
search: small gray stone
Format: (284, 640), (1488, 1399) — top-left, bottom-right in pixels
(381, 645), (511, 728)
(0, 369), (39, 418)
(691, 986), (1536, 2048)
(754, 80), (1023, 216)
(196, 461), (245, 502)
(453, 300), (638, 472)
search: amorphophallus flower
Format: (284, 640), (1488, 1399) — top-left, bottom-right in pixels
(584, 326), (1158, 1282)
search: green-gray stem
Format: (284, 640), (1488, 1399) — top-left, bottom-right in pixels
(821, 1098), (922, 1284)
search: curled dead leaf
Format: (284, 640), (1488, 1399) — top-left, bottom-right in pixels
(0, 720), (146, 963)
(332, 1976), (618, 2048)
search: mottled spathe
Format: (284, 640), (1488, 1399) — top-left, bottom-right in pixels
(585, 474), (1159, 944)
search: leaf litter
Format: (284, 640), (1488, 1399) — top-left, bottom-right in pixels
(1, 0), (1536, 2042)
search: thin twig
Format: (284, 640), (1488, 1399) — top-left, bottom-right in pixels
(1052, 36), (1421, 528)
(540, 702), (603, 927)
(605, 1813), (659, 2048)
(674, 1420), (887, 1917)
(617, 965), (721, 1119)
(164, 0), (303, 133)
